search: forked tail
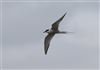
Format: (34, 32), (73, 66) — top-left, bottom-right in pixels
(58, 31), (74, 34)
(58, 31), (66, 34)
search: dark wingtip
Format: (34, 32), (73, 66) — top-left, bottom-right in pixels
(61, 12), (67, 19)
(64, 12), (67, 16)
(45, 51), (47, 55)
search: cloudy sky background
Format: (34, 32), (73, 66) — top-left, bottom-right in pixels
(2, 0), (99, 2)
(0, 3), (2, 69)
(0, 1), (99, 69)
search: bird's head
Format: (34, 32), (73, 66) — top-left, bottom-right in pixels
(43, 29), (49, 33)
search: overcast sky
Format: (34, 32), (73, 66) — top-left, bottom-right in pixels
(2, 0), (99, 2)
(0, 3), (2, 69)
(0, 1), (99, 70)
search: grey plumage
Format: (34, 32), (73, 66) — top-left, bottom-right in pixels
(52, 13), (66, 31)
(44, 33), (55, 54)
(44, 12), (67, 55)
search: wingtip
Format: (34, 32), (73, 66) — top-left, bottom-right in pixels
(44, 49), (48, 55)
(62, 12), (67, 18)
(64, 12), (67, 16)
(45, 51), (47, 55)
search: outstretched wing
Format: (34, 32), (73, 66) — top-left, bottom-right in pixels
(44, 33), (55, 55)
(52, 12), (66, 31)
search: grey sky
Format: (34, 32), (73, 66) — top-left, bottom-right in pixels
(0, 3), (2, 68)
(1, 1), (99, 69)
(2, 0), (99, 2)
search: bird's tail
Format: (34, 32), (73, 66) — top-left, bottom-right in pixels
(58, 31), (74, 34)
(58, 31), (67, 34)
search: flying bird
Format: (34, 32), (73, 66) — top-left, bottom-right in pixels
(43, 12), (67, 55)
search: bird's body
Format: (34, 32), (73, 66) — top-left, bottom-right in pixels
(44, 12), (67, 55)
